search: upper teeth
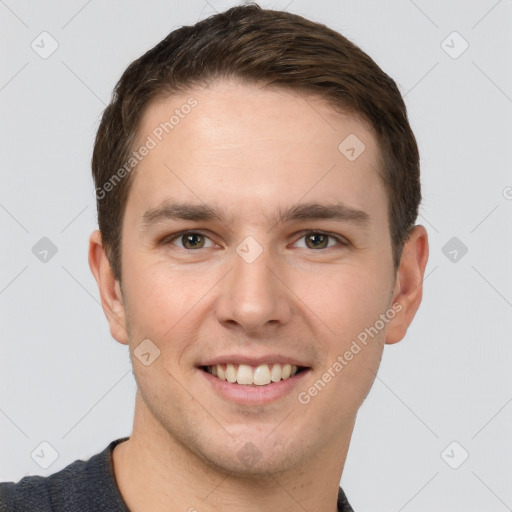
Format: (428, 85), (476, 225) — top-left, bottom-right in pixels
(206, 363), (299, 386)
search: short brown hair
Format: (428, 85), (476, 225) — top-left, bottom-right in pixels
(92, 2), (421, 283)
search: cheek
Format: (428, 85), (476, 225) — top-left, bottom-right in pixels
(294, 261), (391, 338)
(123, 256), (187, 322)
(294, 262), (390, 400)
(121, 256), (218, 356)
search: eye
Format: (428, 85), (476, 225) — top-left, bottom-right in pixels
(163, 230), (347, 251)
(293, 231), (347, 250)
(166, 231), (215, 250)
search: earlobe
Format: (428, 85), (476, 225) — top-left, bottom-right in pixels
(385, 225), (429, 345)
(88, 230), (129, 345)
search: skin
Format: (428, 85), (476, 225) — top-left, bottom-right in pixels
(89, 78), (428, 512)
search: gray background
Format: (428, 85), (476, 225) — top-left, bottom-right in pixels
(1, 0), (511, 510)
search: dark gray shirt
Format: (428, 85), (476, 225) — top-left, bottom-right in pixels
(0, 438), (354, 511)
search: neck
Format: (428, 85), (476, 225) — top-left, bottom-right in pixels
(113, 391), (353, 512)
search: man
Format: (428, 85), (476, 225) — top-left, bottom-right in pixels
(0, 3), (428, 511)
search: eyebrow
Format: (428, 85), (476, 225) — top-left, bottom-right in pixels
(141, 200), (370, 229)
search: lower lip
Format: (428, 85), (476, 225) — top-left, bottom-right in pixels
(199, 368), (311, 405)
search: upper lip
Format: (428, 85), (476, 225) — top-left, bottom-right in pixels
(199, 354), (310, 368)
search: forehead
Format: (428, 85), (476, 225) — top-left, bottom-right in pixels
(125, 79), (387, 231)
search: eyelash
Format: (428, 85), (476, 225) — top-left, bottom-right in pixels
(163, 230), (349, 251)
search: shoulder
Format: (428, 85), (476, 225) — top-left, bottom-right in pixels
(0, 438), (129, 512)
(337, 486), (355, 512)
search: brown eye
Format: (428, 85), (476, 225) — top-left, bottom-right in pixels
(305, 233), (329, 249)
(182, 233), (205, 249)
(168, 232), (214, 250)
(294, 231), (345, 250)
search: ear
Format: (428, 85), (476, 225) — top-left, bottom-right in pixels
(88, 230), (129, 345)
(385, 225), (429, 345)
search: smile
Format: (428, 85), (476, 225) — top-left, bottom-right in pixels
(202, 363), (306, 386)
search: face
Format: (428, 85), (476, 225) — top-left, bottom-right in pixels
(108, 79), (401, 474)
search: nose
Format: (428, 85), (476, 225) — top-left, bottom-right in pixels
(215, 241), (293, 334)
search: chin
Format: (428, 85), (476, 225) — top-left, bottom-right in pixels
(190, 430), (312, 478)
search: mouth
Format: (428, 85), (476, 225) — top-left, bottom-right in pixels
(200, 363), (309, 386)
